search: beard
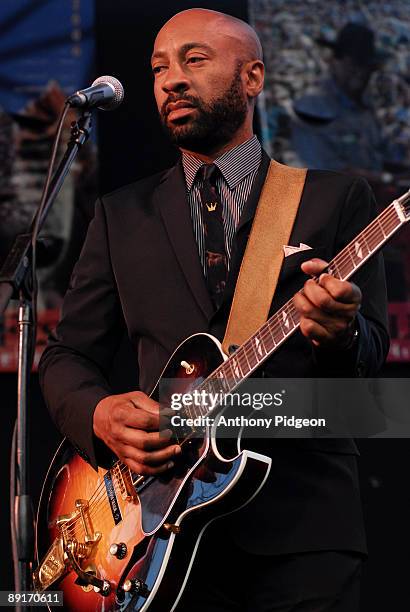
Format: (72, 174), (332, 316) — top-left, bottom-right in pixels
(159, 65), (248, 154)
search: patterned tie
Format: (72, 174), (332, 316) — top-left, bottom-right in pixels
(199, 163), (227, 308)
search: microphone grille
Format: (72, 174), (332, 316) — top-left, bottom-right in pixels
(92, 75), (124, 110)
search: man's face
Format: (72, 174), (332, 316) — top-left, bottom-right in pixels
(331, 56), (374, 101)
(151, 15), (250, 153)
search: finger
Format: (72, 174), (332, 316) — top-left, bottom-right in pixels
(294, 292), (356, 339)
(126, 390), (161, 414)
(299, 317), (333, 345)
(122, 443), (181, 467)
(122, 456), (175, 477)
(318, 276), (362, 305)
(117, 427), (174, 450)
(302, 279), (359, 317)
(293, 290), (345, 324)
(300, 258), (329, 276)
(121, 404), (161, 431)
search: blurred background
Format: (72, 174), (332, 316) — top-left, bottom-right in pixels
(0, 1), (409, 608)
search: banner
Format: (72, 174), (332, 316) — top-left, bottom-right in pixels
(0, 0), (97, 371)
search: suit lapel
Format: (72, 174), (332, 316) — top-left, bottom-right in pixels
(220, 151), (271, 310)
(235, 150), (272, 234)
(155, 161), (214, 320)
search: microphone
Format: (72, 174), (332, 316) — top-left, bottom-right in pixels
(67, 75), (124, 111)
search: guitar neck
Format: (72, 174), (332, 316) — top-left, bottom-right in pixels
(203, 191), (410, 397)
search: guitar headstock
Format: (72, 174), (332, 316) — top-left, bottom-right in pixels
(397, 189), (410, 220)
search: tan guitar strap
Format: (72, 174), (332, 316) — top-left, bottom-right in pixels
(222, 159), (307, 355)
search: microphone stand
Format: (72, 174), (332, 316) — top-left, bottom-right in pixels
(0, 109), (92, 595)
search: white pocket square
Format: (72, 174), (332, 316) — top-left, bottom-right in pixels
(283, 243), (312, 258)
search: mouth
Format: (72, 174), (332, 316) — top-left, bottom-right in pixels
(166, 100), (196, 122)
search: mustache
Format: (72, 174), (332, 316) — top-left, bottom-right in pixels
(161, 94), (200, 118)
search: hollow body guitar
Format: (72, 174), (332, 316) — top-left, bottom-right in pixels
(35, 333), (271, 612)
(34, 190), (410, 610)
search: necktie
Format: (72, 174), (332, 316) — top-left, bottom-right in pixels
(199, 163), (227, 308)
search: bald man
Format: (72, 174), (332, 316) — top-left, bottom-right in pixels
(39, 8), (388, 612)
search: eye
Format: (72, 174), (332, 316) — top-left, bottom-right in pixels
(186, 56), (206, 65)
(152, 65), (166, 75)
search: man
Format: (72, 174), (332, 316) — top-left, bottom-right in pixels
(39, 9), (389, 611)
(291, 23), (390, 181)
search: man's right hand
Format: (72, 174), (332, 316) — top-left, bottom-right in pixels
(93, 391), (181, 476)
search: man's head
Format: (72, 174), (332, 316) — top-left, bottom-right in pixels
(320, 23), (382, 102)
(151, 9), (264, 157)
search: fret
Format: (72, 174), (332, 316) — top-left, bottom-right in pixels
(205, 378), (219, 398)
(209, 380), (223, 397)
(385, 213), (401, 234)
(353, 236), (370, 261)
(242, 345), (252, 371)
(229, 356), (242, 384)
(249, 336), (262, 365)
(224, 358), (236, 383)
(254, 335), (266, 360)
(234, 356), (243, 378)
(361, 230), (371, 254)
(270, 318), (285, 344)
(328, 258), (343, 279)
(380, 217), (397, 236)
(235, 348), (249, 377)
(219, 374), (230, 394)
(281, 308), (293, 333)
(346, 244), (357, 270)
(214, 368), (233, 394)
(245, 339), (259, 369)
(218, 360), (232, 392)
(261, 324), (275, 352)
(215, 368), (230, 394)
(287, 304), (298, 327)
(259, 335), (270, 357)
(371, 218), (386, 244)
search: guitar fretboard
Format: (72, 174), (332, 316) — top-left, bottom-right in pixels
(191, 195), (409, 416)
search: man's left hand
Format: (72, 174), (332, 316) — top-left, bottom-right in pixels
(293, 258), (362, 349)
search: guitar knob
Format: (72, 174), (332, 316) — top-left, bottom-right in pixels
(122, 578), (149, 596)
(93, 580), (111, 596)
(109, 542), (127, 559)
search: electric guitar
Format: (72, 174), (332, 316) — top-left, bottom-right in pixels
(34, 189), (410, 611)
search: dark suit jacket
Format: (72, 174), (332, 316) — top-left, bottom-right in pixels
(39, 152), (389, 555)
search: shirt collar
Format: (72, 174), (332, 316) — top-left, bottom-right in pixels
(182, 135), (262, 191)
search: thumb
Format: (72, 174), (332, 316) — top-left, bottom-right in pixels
(301, 258), (329, 276)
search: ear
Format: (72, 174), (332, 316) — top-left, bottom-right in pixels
(244, 60), (264, 99)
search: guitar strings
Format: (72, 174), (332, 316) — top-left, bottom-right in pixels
(62, 461), (137, 538)
(62, 431), (200, 539)
(60, 204), (403, 539)
(64, 424), (207, 539)
(206, 205), (401, 384)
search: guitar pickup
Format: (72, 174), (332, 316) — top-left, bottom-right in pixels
(112, 463), (138, 501)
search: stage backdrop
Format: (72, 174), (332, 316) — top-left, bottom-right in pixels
(0, 0), (97, 371)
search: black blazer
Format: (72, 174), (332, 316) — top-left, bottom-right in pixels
(39, 153), (389, 555)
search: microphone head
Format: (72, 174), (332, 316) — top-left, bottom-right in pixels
(92, 75), (124, 110)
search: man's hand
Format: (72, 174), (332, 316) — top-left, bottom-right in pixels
(293, 258), (362, 349)
(93, 391), (181, 475)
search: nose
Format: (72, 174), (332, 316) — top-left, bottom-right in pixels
(161, 62), (190, 94)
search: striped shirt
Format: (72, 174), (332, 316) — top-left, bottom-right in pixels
(182, 135), (262, 275)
